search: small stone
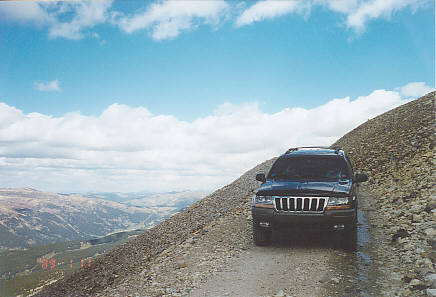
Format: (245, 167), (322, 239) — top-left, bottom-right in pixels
(426, 200), (436, 211)
(331, 277), (340, 284)
(425, 274), (436, 289)
(176, 258), (187, 269)
(409, 278), (426, 290)
(425, 274), (436, 282)
(424, 228), (436, 237)
(274, 290), (285, 297)
(392, 229), (409, 242)
(423, 258), (433, 267)
(412, 214), (422, 223)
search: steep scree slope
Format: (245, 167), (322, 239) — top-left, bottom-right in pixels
(333, 91), (435, 294)
(34, 158), (277, 297)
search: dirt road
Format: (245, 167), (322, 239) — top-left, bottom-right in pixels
(190, 238), (334, 297)
(97, 187), (389, 297)
(190, 189), (384, 297)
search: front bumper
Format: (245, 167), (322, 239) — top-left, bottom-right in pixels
(251, 206), (356, 230)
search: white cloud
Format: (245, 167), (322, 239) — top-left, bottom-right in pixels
(47, 0), (113, 40)
(0, 82), (430, 193)
(0, 0), (113, 40)
(33, 80), (60, 92)
(345, 0), (428, 32)
(0, 0), (430, 40)
(396, 81), (435, 97)
(112, 0), (229, 40)
(237, 0), (430, 31)
(235, 0), (307, 27)
(0, 1), (54, 26)
(314, 0), (360, 14)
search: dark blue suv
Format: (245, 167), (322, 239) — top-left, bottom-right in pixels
(251, 147), (368, 246)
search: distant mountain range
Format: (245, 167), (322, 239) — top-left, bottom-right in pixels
(85, 190), (208, 208)
(0, 188), (207, 250)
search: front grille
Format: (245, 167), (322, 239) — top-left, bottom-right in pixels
(274, 197), (328, 213)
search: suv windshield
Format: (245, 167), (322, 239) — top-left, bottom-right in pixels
(267, 156), (350, 181)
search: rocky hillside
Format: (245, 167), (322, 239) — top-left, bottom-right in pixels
(33, 157), (277, 297)
(34, 92), (435, 297)
(333, 91), (435, 295)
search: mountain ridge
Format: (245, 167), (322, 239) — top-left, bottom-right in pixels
(0, 188), (158, 249)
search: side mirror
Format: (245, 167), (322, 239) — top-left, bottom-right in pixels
(354, 173), (368, 183)
(256, 173), (266, 183)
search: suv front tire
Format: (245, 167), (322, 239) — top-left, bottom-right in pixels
(252, 222), (271, 246)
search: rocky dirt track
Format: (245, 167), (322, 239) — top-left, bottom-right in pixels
(35, 92), (435, 297)
(92, 184), (394, 297)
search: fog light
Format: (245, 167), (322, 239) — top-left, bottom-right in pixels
(259, 222), (270, 227)
(333, 224), (345, 230)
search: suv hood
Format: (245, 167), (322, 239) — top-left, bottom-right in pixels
(256, 180), (351, 197)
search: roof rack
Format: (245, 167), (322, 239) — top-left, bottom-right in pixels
(285, 146), (343, 154)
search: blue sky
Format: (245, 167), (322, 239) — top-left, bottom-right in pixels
(0, 0), (434, 192)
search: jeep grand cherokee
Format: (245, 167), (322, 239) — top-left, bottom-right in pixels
(251, 147), (367, 246)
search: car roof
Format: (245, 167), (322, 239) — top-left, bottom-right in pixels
(282, 147), (345, 157)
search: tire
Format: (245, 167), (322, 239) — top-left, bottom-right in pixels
(341, 217), (357, 251)
(335, 207), (358, 251)
(253, 222), (271, 246)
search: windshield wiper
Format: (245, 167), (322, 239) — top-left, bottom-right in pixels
(271, 174), (302, 180)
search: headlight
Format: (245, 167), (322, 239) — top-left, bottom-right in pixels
(327, 197), (349, 206)
(253, 195), (274, 208)
(255, 195), (273, 204)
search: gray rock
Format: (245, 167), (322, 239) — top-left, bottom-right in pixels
(424, 228), (436, 237)
(426, 274), (436, 289)
(412, 214), (422, 223)
(331, 277), (340, 284)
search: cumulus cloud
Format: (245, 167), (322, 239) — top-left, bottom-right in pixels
(112, 0), (229, 40)
(33, 80), (60, 92)
(0, 0), (430, 40)
(345, 0), (429, 32)
(0, 0), (113, 40)
(0, 82), (429, 193)
(314, 0), (360, 14)
(235, 0), (307, 27)
(47, 0), (113, 40)
(396, 81), (435, 97)
(236, 0), (430, 31)
(0, 1), (54, 26)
